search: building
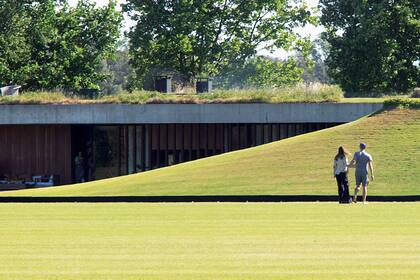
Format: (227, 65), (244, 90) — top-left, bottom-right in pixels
(0, 103), (382, 185)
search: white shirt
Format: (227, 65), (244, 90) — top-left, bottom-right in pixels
(334, 157), (349, 175)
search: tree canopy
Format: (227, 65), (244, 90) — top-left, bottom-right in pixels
(124, 0), (315, 87)
(216, 56), (303, 89)
(0, 0), (122, 91)
(320, 0), (420, 94)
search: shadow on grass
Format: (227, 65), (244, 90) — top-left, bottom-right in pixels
(0, 195), (419, 203)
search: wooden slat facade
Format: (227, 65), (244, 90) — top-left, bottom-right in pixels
(0, 125), (72, 185)
(92, 123), (341, 180)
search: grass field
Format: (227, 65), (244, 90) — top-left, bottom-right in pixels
(0, 203), (419, 280)
(4, 108), (419, 197)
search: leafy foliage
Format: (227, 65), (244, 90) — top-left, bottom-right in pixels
(299, 38), (331, 84)
(99, 49), (133, 94)
(0, 0), (122, 91)
(384, 98), (420, 109)
(320, 0), (420, 94)
(216, 56), (304, 89)
(0, 0), (38, 86)
(124, 0), (315, 87)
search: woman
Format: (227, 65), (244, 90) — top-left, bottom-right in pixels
(333, 146), (351, 203)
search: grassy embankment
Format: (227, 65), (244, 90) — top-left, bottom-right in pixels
(3, 100), (419, 197)
(0, 203), (419, 280)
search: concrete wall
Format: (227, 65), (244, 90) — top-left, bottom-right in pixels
(0, 103), (383, 125)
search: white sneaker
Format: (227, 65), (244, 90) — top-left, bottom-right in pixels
(363, 201), (369, 205)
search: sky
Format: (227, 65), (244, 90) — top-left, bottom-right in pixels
(68, 0), (323, 58)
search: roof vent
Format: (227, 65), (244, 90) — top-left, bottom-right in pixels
(1, 85), (21, 96)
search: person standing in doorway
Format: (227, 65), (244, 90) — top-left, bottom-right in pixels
(86, 141), (95, 181)
(349, 143), (374, 204)
(333, 146), (351, 203)
(74, 151), (85, 183)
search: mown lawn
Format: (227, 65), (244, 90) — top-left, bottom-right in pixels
(3, 108), (419, 197)
(0, 203), (419, 280)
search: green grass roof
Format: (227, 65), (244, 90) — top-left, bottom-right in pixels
(2, 108), (419, 197)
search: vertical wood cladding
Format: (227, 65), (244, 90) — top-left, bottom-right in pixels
(0, 125), (72, 184)
(101, 123), (341, 179)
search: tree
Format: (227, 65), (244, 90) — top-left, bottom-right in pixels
(54, 0), (122, 91)
(0, 0), (122, 91)
(124, 0), (315, 87)
(320, 0), (420, 94)
(0, 1), (36, 86)
(216, 56), (303, 89)
(298, 38), (331, 84)
(98, 48), (132, 94)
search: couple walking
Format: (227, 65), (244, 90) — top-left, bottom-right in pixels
(333, 143), (374, 204)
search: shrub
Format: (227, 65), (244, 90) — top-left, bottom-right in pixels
(384, 98), (420, 109)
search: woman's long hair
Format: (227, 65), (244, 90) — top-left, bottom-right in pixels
(335, 146), (350, 161)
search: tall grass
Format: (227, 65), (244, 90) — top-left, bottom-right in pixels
(0, 84), (344, 105)
(197, 84), (344, 103)
(0, 91), (93, 105)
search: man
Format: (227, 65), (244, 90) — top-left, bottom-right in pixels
(349, 143), (374, 204)
(74, 152), (85, 183)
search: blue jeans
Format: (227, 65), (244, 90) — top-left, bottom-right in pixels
(336, 172), (350, 203)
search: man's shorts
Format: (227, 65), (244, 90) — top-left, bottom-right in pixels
(355, 172), (369, 186)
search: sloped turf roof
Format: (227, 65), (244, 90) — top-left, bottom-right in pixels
(2, 108), (419, 197)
